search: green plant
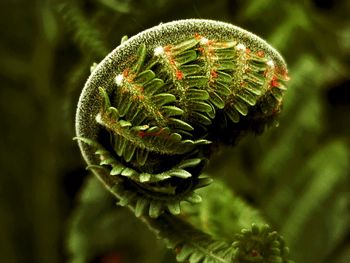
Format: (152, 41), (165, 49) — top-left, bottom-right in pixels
(74, 19), (292, 263)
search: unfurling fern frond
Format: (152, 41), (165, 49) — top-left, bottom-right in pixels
(75, 19), (291, 262)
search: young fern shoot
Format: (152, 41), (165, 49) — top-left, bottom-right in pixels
(75, 19), (292, 263)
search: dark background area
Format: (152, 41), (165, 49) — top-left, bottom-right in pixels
(0, 0), (349, 262)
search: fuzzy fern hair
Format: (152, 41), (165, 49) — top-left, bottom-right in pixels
(75, 19), (291, 263)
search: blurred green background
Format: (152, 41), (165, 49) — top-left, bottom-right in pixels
(0, 0), (349, 262)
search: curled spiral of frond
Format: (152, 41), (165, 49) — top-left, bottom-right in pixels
(75, 19), (291, 262)
(75, 19), (288, 218)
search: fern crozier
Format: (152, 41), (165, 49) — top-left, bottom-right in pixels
(75, 19), (291, 263)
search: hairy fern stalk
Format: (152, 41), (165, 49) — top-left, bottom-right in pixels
(75, 19), (291, 263)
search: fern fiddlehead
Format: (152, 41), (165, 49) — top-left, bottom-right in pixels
(75, 19), (291, 262)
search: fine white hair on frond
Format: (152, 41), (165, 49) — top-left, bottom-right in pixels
(115, 74), (124, 86)
(235, 43), (246, 51)
(154, 46), (164, 56)
(200, 37), (209, 45)
(267, 60), (275, 68)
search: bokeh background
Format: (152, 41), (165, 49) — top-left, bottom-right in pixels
(0, 0), (349, 262)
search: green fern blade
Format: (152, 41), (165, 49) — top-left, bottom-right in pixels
(171, 38), (199, 54)
(209, 92), (225, 109)
(232, 99), (249, 116)
(187, 89), (210, 100)
(180, 64), (203, 76)
(162, 105), (184, 116)
(191, 111), (212, 125)
(134, 69), (156, 85)
(184, 76), (209, 88)
(143, 78), (165, 96)
(224, 106), (240, 123)
(189, 101), (213, 113)
(236, 90), (258, 106)
(174, 50), (198, 65)
(132, 43), (147, 74)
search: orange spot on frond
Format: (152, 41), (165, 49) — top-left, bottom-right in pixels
(257, 50), (265, 57)
(194, 33), (202, 40)
(164, 45), (172, 52)
(176, 70), (184, 80)
(122, 69), (129, 77)
(210, 70), (218, 79)
(198, 47), (205, 53)
(123, 68), (136, 82)
(136, 85), (144, 93)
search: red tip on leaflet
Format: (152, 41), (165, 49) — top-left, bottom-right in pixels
(271, 76), (280, 87)
(176, 70), (184, 80)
